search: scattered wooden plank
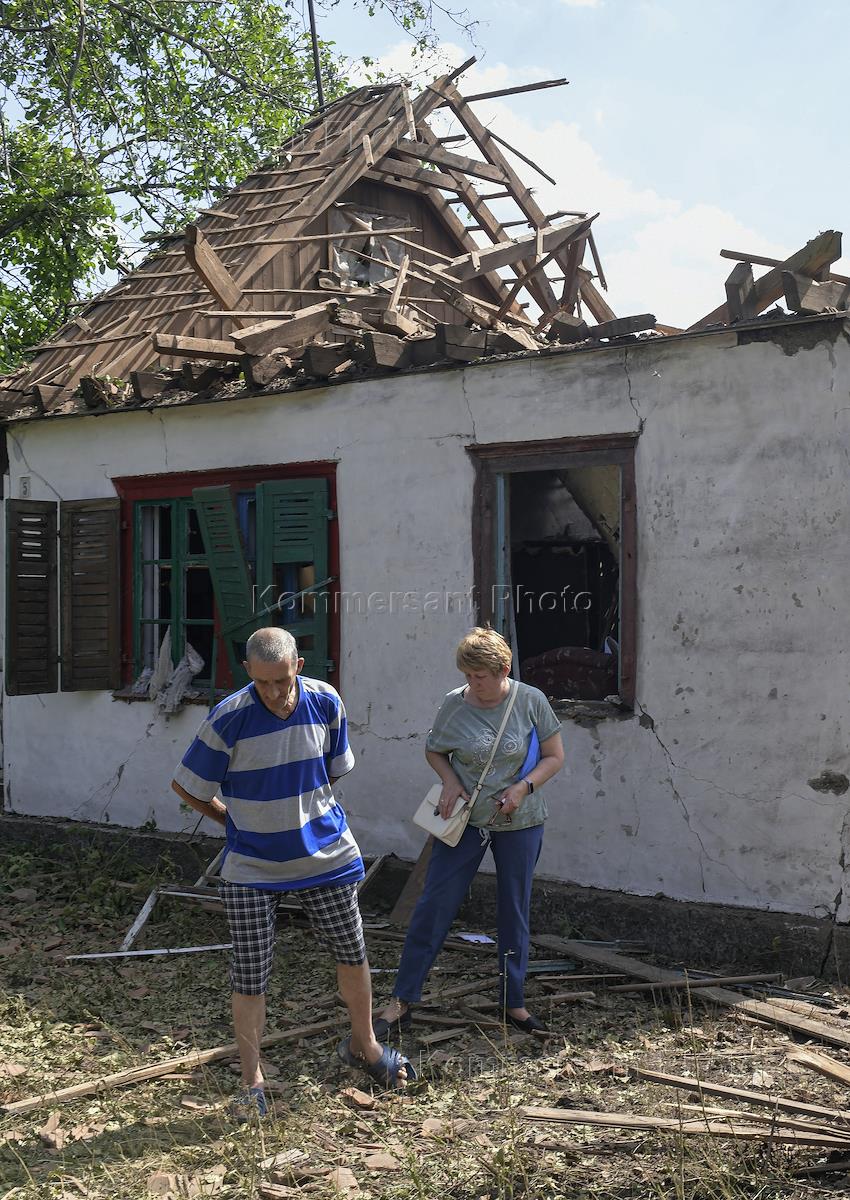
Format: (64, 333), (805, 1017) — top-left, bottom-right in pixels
(464, 990), (595, 1010)
(689, 230), (843, 330)
(608, 973), (782, 994)
(152, 334), (242, 362)
(1, 1017), (344, 1116)
(786, 1048), (850, 1088)
(419, 1028), (469, 1047)
(532, 935), (850, 1052)
(632, 1067), (850, 1124)
(65, 943), (231, 961)
(415, 1012), (503, 1031)
(587, 313), (656, 340)
(388, 840), (433, 927)
(520, 1107), (850, 1146)
(725, 262), (757, 322)
(675, 1102), (848, 1139)
(184, 225), (249, 323)
(782, 272), (850, 314)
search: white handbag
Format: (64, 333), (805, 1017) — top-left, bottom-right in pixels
(413, 682), (519, 846)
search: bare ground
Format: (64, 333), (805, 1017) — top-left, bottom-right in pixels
(2, 839), (850, 1199)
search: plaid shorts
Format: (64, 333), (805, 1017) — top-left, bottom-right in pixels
(220, 880), (367, 995)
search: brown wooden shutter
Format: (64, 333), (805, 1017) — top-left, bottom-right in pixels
(60, 499), (121, 691)
(6, 499), (58, 695)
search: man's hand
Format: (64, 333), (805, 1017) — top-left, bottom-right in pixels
(438, 779), (470, 820)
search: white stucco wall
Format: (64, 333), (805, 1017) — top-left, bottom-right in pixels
(4, 318), (850, 919)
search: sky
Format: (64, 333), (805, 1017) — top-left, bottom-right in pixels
(308, 0), (848, 327)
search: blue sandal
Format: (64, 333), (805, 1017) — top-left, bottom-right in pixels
(336, 1037), (417, 1089)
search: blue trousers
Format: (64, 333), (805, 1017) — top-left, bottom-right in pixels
(393, 822), (544, 1010)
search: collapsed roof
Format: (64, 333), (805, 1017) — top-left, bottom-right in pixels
(0, 56), (846, 423)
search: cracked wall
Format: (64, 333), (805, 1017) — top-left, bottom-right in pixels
(4, 322), (850, 920)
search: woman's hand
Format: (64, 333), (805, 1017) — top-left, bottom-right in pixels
(438, 778), (470, 820)
(496, 781), (528, 819)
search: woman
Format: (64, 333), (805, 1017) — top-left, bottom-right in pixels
(376, 627), (565, 1036)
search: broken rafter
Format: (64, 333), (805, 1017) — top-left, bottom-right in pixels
(390, 139), (509, 185)
(720, 248), (850, 286)
(441, 216), (596, 284)
(183, 225), (250, 326)
(690, 230), (843, 330)
(457, 77), (568, 104)
(577, 265), (616, 323)
(414, 121), (557, 315)
(238, 59), (476, 289)
(1, 1017), (345, 1116)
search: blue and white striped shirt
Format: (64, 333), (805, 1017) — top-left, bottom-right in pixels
(174, 677), (362, 890)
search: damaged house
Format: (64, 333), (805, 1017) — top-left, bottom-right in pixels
(1, 59), (849, 948)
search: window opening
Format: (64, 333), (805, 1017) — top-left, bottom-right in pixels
(328, 206), (406, 287)
(508, 466), (621, 702)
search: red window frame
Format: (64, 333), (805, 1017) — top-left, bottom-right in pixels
(113, 462), (340, 692)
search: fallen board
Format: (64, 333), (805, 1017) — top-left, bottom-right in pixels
(532, 935), (850, 1051)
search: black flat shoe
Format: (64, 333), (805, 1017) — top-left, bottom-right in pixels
(501, 1010), (550, 1036)
(372, 1007), (413, 1041)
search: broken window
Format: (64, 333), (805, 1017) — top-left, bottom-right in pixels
(469, 437), (637, 705)
(328, 205), (406, 288)
(119, 469), (336, 694)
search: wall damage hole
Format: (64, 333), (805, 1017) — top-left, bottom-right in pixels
(808, 770), (850, 796)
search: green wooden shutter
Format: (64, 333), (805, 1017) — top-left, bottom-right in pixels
(60, 499), (121, 691)
(256, 479), (331, 679)
(191, 485), (257, 685)
(6, 499), (58, 695)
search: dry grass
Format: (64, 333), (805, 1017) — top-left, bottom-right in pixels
(2, 838), (850, 1199)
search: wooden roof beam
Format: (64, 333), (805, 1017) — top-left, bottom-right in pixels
(184, 225), (252, 327)
(425, 84), (567, 310)
(414, 121), (558, 315)
(390, 140), (509, 186)
(689, 230), (843, 330)
(453, 77), (568, 104)
(720, 247), (850, 286)
(576, 266), (616, 323)
(441, 216), (595, 283)
(360, 170), (524, 315)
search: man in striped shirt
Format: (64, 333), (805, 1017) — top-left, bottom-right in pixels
(172, 627), (408, 1113)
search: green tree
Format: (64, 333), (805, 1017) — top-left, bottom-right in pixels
(0, 0), (352, 369)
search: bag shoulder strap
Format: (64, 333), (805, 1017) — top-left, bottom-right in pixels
(469, 681), (519, 804)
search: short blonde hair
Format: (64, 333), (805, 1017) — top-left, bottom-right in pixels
(456, 627), (512, 675)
